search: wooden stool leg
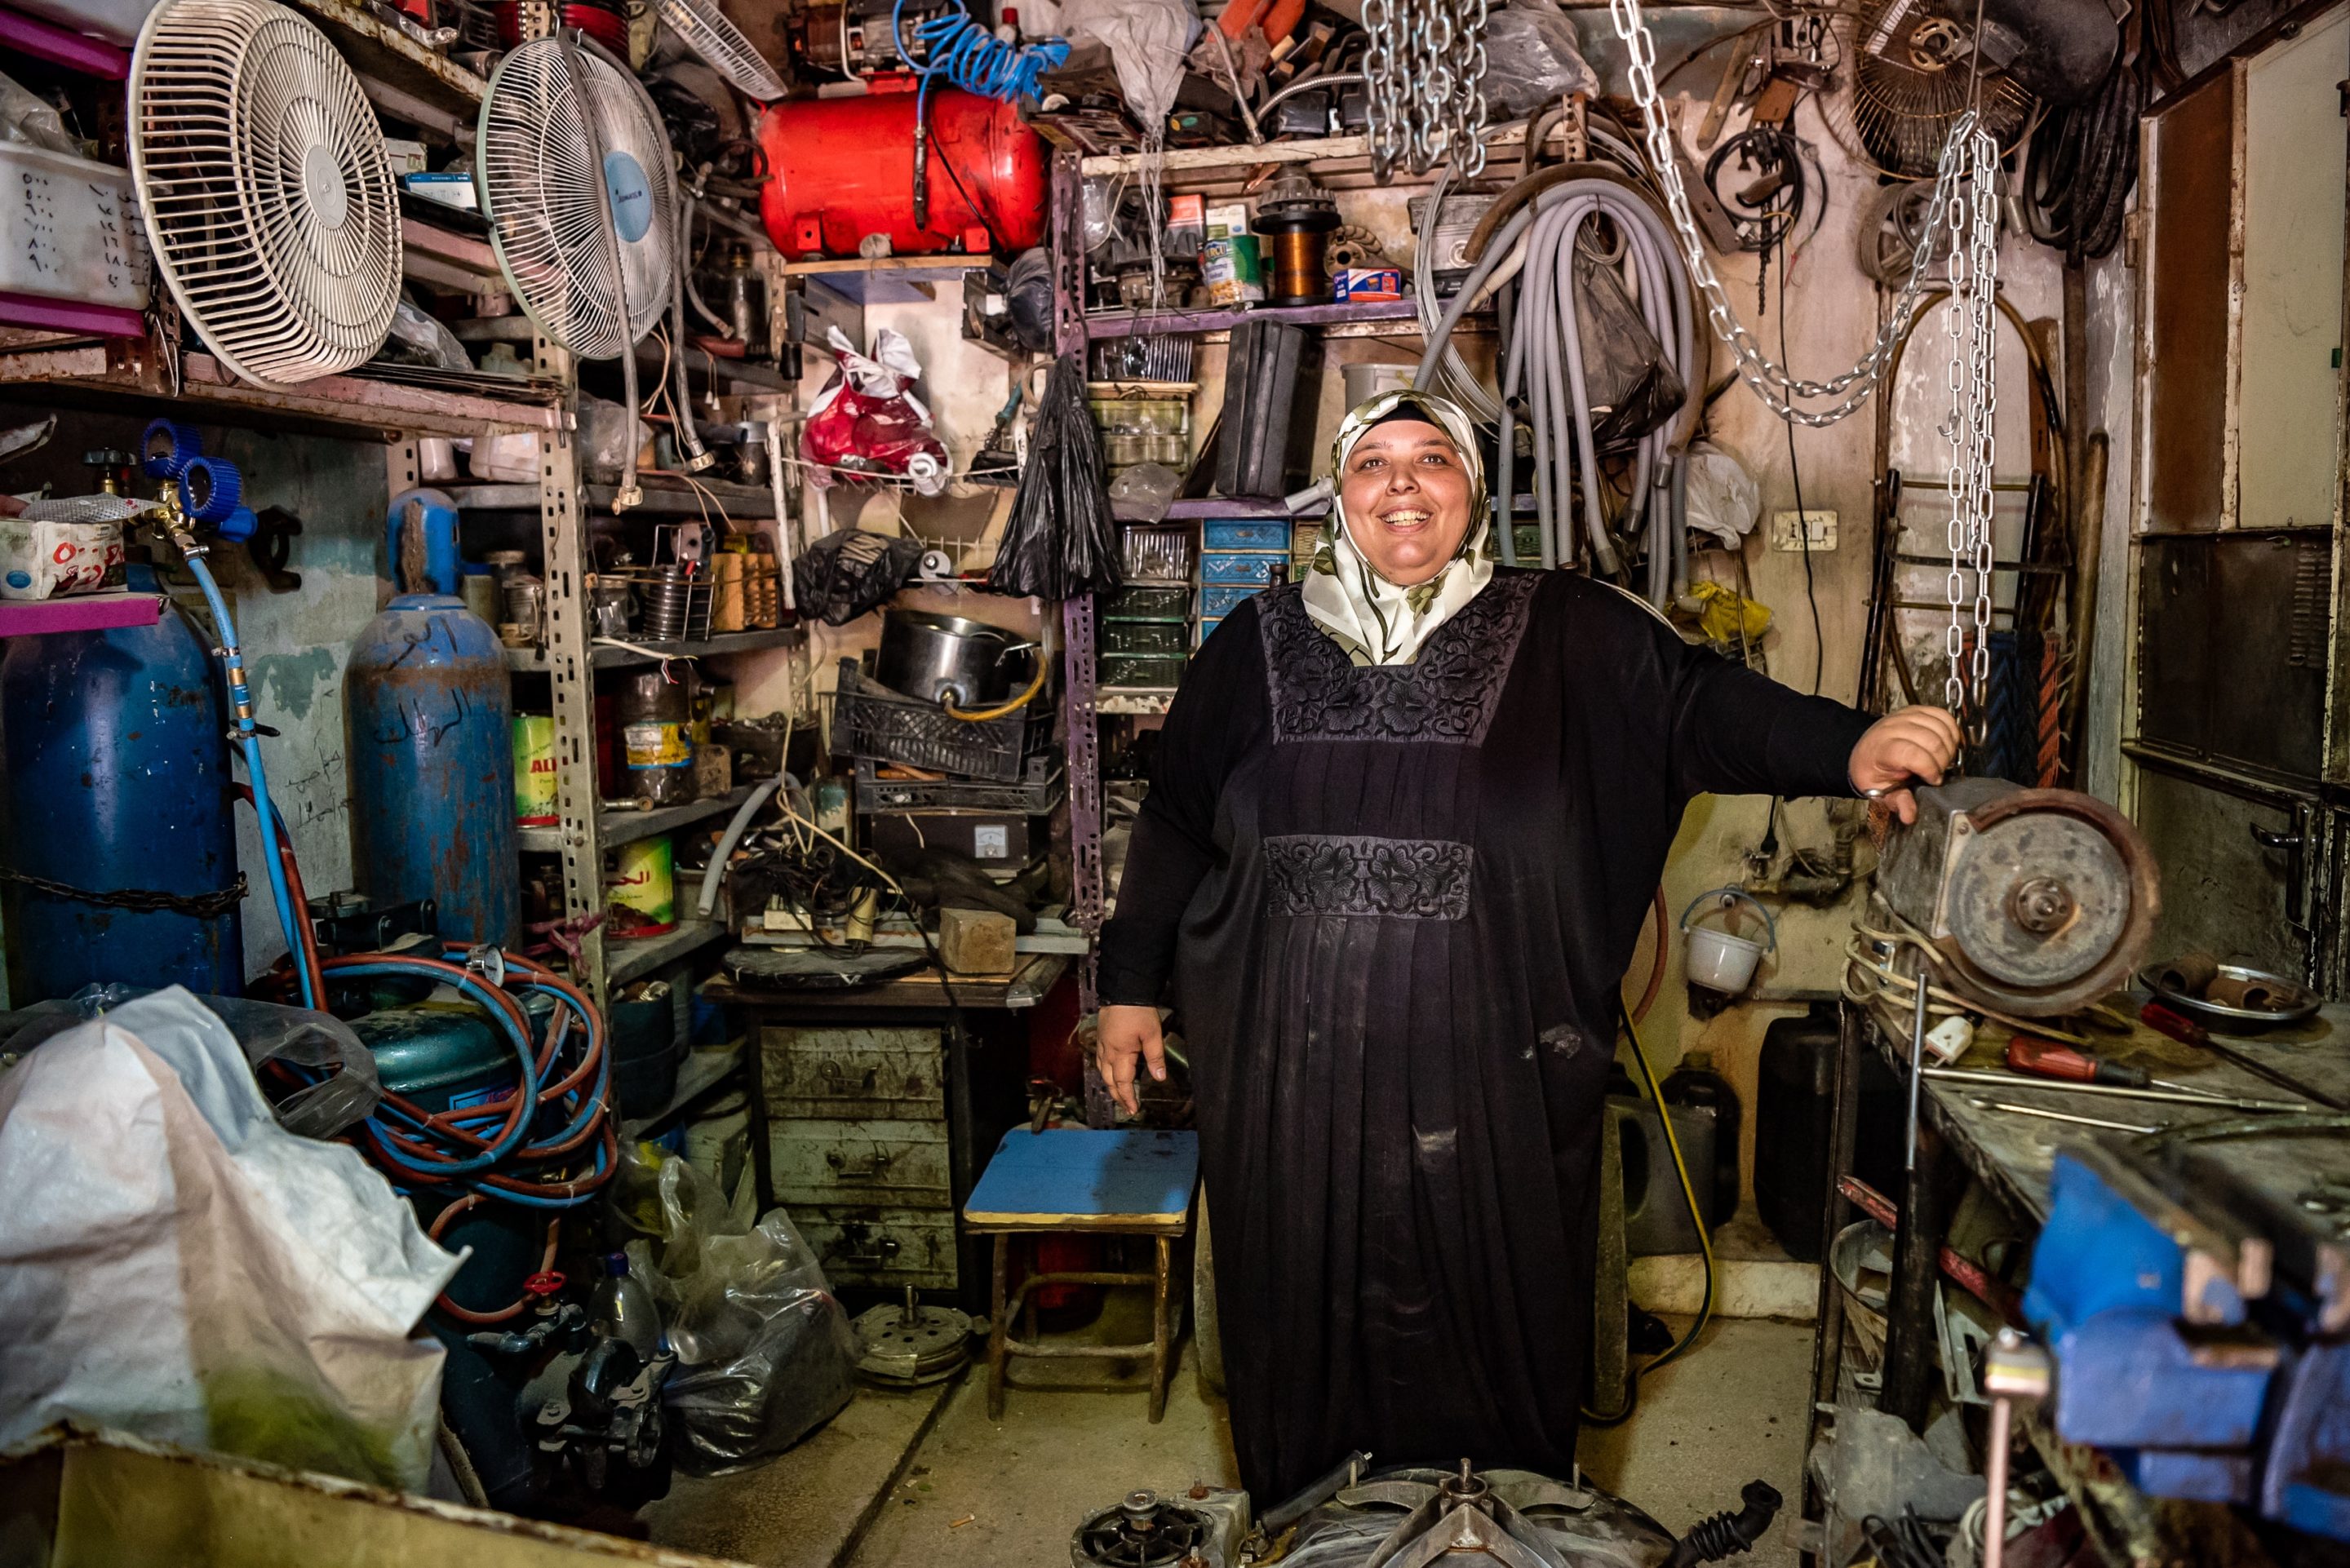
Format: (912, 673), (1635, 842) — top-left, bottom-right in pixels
(988, 1234), (1011, 1420)
(1149, 1234), (1172, 1423)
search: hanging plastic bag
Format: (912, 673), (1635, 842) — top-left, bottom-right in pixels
(620, 1144), (855, 1475)
(991, 354), (1124, 599)
(801, 326), (950, 488)
(1576, 250), (1687, 454)
(1683, 442), (1762, 549)
(791, 527), (924, 626)
(0, 988), (458, 1490)
(1482, 2), (1599, 120)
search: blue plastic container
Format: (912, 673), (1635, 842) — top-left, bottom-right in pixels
(0, 564), (244, 1000)
(1200, 520), (1292, 551)
(1200, 551), (1289, 586)
(344, 594), (518, 946)
(1199, 583), (1263, 618)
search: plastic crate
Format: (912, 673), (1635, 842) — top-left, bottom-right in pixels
(854, 757), (1065, 813)
(1102, 583), (1193, 622)
(1201, 519), (1292, 551)
(1101, 653), (1188, 689)
(831, 658), (1053, 782)
(1102, 618), (1191, 656)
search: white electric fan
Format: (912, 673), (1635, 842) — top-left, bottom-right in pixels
(126, 0), (404, 389)
(656, 0), (788, 101)
(479, 33), (701, 503)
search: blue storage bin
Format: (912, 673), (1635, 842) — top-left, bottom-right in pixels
(1200, 551), (1288, 586)
(1199, 583), (1261, 618)
(1201, 520), (1292, 551)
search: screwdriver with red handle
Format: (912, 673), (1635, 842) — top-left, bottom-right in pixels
(2005, 1036), (2213, 1096)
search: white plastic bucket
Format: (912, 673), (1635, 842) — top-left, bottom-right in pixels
(1680, 888), (1776, 994)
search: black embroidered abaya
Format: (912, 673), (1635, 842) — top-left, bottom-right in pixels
(1095, 569), (1876, 1504)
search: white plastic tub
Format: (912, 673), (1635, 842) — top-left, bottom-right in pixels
(0, 144), (153, 309)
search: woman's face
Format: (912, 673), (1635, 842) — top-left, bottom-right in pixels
(1337, 419), (1475, 587)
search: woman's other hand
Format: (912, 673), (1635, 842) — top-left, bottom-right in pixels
(1849, 706), (1962, 824)
(1096, 1004), (1168, 1115)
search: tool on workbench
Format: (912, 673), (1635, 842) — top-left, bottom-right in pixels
(1905, 977), (1930, 1172)
(1963, 1095), (2164, 1136)
(1925, 1065), (2308, 1114)
(2139, 999), (2211, 1048)
(2005, 1036), (2235, 1101)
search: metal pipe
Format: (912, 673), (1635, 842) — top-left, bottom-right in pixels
(1923, 1067), (2308, 1114)
(1906, 971), (1929, 1171)
(1964, 1096), (2163, 1136)
(1258, 70), (1364, 119)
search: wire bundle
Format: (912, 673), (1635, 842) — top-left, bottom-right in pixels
(2024, 55), (2139, 260)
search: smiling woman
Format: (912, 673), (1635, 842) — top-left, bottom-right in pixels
(1306, 390), (1496, 666)
(1090, 387), (1960, 1505)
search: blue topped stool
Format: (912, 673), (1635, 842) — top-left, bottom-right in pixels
(962, 1127), (1199, 1421)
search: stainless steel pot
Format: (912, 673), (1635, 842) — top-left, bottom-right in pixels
(876, 612), (1030, 708)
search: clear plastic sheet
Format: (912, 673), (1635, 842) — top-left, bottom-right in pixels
(0, 986), (380, 1137)
(619, 1144), (855, 1475)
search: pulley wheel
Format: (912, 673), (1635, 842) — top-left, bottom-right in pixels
(852, 1290), (972, 1387)
(1942, 795), (2143, 990)
(1072, 1490), (1210, 1568)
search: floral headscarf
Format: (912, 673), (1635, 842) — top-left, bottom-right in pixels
(1301, 388), (1493, 666)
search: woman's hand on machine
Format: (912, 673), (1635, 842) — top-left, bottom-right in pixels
(1848, 706), (1962, 824)
(1095, 1004), (1168, 1116)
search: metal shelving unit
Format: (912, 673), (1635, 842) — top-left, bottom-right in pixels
(502, 627), (801, 671)
(517, 783), (760, 856)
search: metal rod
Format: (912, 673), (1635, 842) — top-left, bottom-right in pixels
(1984, 1393), (2014, 1568)
(1925, 1066), (2308, 1113)
(1907, 976), (1930, 1172)
(1965, 1096), (2164, 1136)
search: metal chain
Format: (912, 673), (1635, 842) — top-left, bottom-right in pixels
(0, 866), (249, 919)
(1362, 0), (1490, 181)
(1940, 122), (1999, 715)
(1607, 0), (1974, 427)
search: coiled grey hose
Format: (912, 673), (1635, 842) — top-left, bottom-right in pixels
(697, 776), (784, 917)
(1412, 177), (1698, 605)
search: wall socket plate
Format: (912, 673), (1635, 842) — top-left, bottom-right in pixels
(1771, 508), (1837, 551)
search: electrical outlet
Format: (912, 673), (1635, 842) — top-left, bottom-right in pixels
(1771, 508), (1837, 551)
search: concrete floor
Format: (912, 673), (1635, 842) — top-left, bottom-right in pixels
(643, 1300), (1811, 1568)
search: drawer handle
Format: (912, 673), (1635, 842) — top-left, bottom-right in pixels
(832, 1233), (903, 1266)
(826, 1149), (896, 1179)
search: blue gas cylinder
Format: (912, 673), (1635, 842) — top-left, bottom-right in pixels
(344, 594), (518, 947)
(0, 563), (243, 1001)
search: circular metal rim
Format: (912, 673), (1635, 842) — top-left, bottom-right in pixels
(1935, 787), (2162, 1017)
(2136, 962), (2323, 1031)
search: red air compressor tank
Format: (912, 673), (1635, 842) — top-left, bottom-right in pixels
(756, 88), (1049, 259)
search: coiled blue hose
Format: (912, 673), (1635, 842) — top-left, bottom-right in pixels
(893, 0), (1066, 104)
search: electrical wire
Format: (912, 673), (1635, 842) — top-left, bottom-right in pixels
(1778, 251), (1822, 695)
(1581, 1003), (1714, 1428)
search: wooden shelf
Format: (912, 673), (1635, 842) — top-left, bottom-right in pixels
(518, 784), (760, 856)
(0, 593), (162, 637)
(503, 627), (802, 671)
(449, 474), (779, 519)
(283, 0), (486, 113)
(0, 346), (561, 440)
(1086, 297), (1421, 340)
(607, 919), (732, 987)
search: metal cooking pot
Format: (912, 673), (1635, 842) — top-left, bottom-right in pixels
(876, 611), (1030, 708)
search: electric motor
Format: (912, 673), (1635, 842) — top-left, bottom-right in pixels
(1874, 778), (2160, 1017)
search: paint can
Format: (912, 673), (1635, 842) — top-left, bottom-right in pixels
(618, 667), (695, 806)
(513, 713), (558, 826)
(605, 835), (676, 937)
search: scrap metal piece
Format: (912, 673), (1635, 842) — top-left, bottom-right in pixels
(851, 1286), (971, 1387)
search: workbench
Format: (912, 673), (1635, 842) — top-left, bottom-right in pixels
(1807, 994), (2350, 1568)
(703, 955), (1070, 1313)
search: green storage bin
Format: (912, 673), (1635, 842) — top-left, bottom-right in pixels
(1101, 653), (1188, 689)
(1102, 618), (1191, 656)
(1103, 583), (1193, 622)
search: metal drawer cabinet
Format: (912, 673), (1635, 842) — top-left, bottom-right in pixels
(769, 1117), (951, 1209)
(763, 1025), (946, 1119)
(793, 1207), (960, 1292)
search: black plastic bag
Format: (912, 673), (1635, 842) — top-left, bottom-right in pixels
(991, 355), (1123, 600)
(793, 528), (923, 625)
(1576, 251), (1687, 454)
